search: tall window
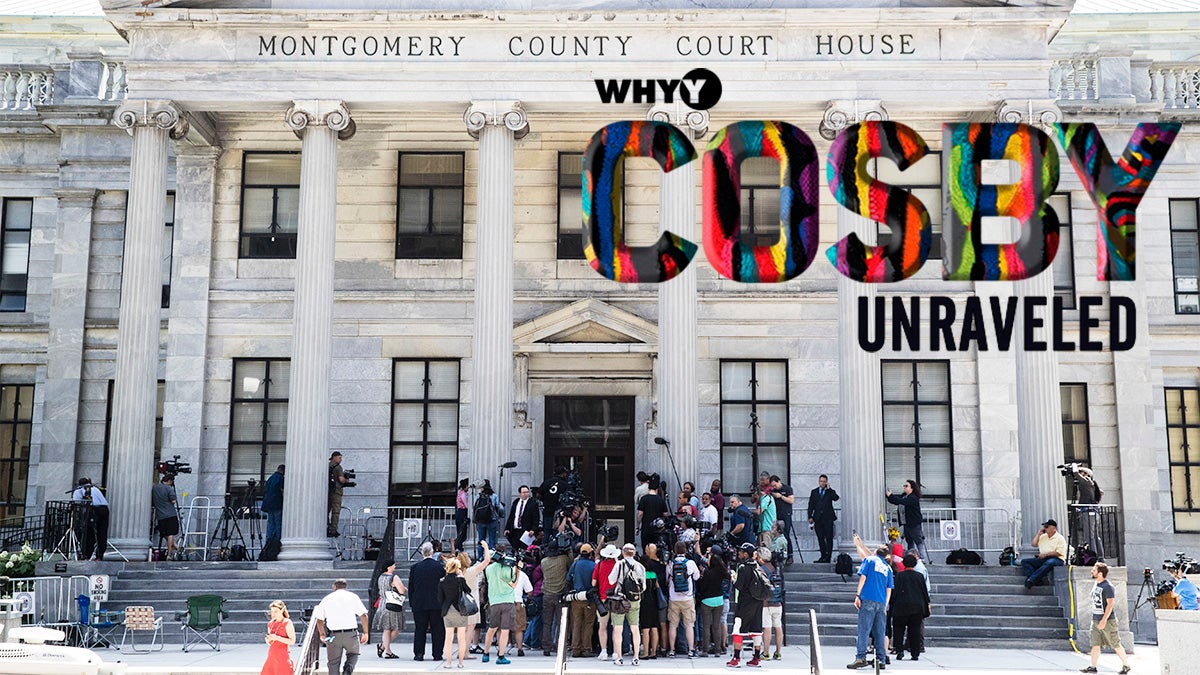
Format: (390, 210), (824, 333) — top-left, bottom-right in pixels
(1060, 383), (1090, 464)
(1165, 387), (1200, 532)
(882, 360), (954, 507)
(720, 360), (789, 490)
(0, 384), (34, 519)
(229, 360), (289, 498)
(739, 157), (783, 248)
(1170, 199), (1200, 314)
(557, 153), (586, 260)
(396, 153), (464, 259)
(240, 152), (300, 259)
(874, 152), (943, 259)
(102, 380), (165, 487)
(1, 198), (33, 312)
(162, 191), (175, 308)
(1050, 193), (1075, 309)
(391, 359), (460, 503)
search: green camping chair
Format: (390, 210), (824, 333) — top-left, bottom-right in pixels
(174, 595), (228, 652)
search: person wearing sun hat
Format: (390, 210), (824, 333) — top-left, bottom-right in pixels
(593, 544), (622, 661)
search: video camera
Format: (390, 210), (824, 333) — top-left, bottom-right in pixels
(491, 550), (520, 568)
(1163, 551), (1200, 574)
(1057, 462), (1084, 477)
(597, 522), (619, 542)
(331, 466), (357, 489)
(158, 455), (192, 475)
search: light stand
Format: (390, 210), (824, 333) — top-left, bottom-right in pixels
(653, 437), (683, 495)
(498, 461), (518, 507)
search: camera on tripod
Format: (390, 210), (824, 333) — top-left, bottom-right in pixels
(159, 455), (192, 475)
(1163, 552), (1200, 574)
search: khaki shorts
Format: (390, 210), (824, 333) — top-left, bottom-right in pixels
(611, 600), (641, 628)
(668, 599), (695, 628)
(516, 603), (527, 635)
(490, 602), (516, 631)
(1091, 618), (1120, 649)
(762, 605), (783, 629)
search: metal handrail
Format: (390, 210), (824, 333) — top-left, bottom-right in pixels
(293, 609), (320, 675)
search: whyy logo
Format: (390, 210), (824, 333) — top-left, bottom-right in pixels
(594, 68), (723, 110)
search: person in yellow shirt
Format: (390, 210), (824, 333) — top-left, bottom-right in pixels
(1020, 519), (1068, 589)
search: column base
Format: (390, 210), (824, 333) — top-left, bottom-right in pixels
(278, 537), (333, 561)
(108, 538), (152, 562)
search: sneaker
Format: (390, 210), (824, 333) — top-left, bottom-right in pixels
(1080, 668), (1097, 673)
(615, 659), (624, 666)
(1025, 580), (1034, 589)
(471, 645), (485, 654)
(747, 656), (762, 667)
(633, 658), (640, 666)
(482, 654), (490, 663)
(689, 650), (697, 658)
(727, 657), (741, 668)
(911, 656), (919, 662)
(846, 659), (870, 669)
(773, 652), (781, 661)
(668, 651), (677, 658)
(1119, 667), (1131, 675)
(496, 657), (511, 665)
(543, 651), (551, 657)
(895, 653), (904, 660)
(517, 649), (525, 657)
(599, 652), (609, 661)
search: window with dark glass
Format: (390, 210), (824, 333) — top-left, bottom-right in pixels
(873, 152), (943, 259)
(101, 380), (165, 488)
(1, 198), (33, 312)
(162, 191), (175, 308)
(1050, 193), (1075, 309)
(396, 153), (464, 259)
(882, 360), (954, 508)
(240, 152), (300, 259)
(739, 157), (784, 249)
(1165, 387), (1200, 532)
(0, 384), (33, 520)
(391, 359), (460, 502)
(229, 360), (289, 498)
(1060, 383), (1090, 465)
(1170, 199), (1200, 314)
(720, 360), (789, 489)
(559, 153), (627, 260)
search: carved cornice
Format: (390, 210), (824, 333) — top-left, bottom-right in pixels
(112, 100), (189, 139)
(53, 188), (98, 205)
(285, 100), (356, 141)
(995, 99), (1061, 127)
(464, 101), (529, 140)
(819, 99), (888, 141)
(646, 104), (709, 138)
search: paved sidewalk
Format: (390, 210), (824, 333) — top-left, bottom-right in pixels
(99, 643), (1161, 675)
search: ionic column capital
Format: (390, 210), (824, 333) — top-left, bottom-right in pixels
(647, 104), (708, 138)
(464, 101), (529, 140)
(819, 99), (888, 140)
(995, 99), (1062, 128)
(113, 100), (190, 139)
(285, 100), (356, 140)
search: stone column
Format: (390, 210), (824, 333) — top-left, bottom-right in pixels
(108, 101), (188, 560)
(465, 101), (528, 495)
(827, 102), (888, 547)
(279, 101), (355, 561)
(161, 146), (220, 497)
(649, 105), (706, 492)
(36, 188), (97, 501)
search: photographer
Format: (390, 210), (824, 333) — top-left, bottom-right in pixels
(72, 477), (109, 562)
(1169, 562), (1199, 611)
(540, 465), (569, 536)
(728, 495), (756, 548)
(152, 473), (179, 559)
(328, 452), (349, 537)
(479, 543), (519, 664)
(567, 544), (597, 658)
(637, 479), (669, 549)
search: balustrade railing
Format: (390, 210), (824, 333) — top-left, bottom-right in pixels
(97, 61), (126, 102)
(1050, 58), (1099, 102)
(1150, 63), (1200, 109)
(0, 69), (54, 110)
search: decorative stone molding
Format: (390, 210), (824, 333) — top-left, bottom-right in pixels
(52, 188), (98, 205)
(995, 99), (1061, 127)
(514, 353), (531, 428)
(464, 101), (529, 139)
(647, 104), (708, 138)
(113, 100), (189, 139)
(819, 99), (888, 141)
(285, 100), (356, 140)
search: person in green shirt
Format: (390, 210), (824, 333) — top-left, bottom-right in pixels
(480, 544), (519, 665)
(755, 488), (777, 545)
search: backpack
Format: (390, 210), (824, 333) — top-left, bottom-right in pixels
(671, 557), (692, 594)
(834, 553), (854, 580)
(474, 494), (496, 524)
(763, 564), (783, 603)
(619, 561), (646, 601)
(228, 544), (248, 562)
(258, 537), (281, 562)
(945, 548), (983, 565)
(999, 546), (1016, 567)
(746, 564), (772, 602)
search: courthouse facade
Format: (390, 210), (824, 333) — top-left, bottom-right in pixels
(0, 0), (1198, 576)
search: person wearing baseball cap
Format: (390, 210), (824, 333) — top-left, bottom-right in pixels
(606, 544), (647, 666)
(568, 543), (597, 658)
(1021, 519), (1068, 589)
(729, 543), (767, 667)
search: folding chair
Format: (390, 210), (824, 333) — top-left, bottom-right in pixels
(120, 606), (163, 653)
(174, 594), (228, 652)
(75, 595), (121, 649)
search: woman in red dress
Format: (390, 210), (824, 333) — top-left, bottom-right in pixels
(260, 600), (295, 675)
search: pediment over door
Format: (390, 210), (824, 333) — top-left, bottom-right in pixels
(514, 298), (657, 352)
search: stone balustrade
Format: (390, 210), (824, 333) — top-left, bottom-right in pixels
(1049, 58), (1099, 101)
(98, 61), (127, 102)
(0, 68), (54, 110)
(1149, 63), (1200, 109)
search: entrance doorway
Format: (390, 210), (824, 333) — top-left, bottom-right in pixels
(544, 397), (635, 544)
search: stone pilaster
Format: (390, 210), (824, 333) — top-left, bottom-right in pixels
(975, 282), (1023, 546)
(279, 100), (354, 561)
(108, 100), (188, 560)
(465, 101), (528, 495)
(35, 188), (97, 502)
(648, 104), (706, 492)
(161, 146), (220, 499)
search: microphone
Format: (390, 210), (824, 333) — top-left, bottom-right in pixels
(499, 461), (518, 469)
(654, 437), (669, 446)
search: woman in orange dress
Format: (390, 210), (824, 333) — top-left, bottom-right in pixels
(260, 600), (295, 675)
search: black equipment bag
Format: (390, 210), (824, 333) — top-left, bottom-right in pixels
(945, 548), (983, 565)
(229, 544), (249, 562)
(834, 553), (854, 580)
(259, 537), (282, 562)
(998, 546), (1016, 567)
(364, 537), (383, 561)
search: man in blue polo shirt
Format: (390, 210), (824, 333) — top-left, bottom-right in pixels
(1170, 563), (1199, 611)
(847, 545), (894, 669)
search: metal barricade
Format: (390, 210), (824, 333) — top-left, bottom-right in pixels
(382, 506), (456, 558)
(178, 497), (215, 561)
(1067, 504), (1124, 566)
(4, 575), (91, 629)
(921, 507), (1017, 555)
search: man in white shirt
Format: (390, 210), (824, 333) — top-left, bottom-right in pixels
(633, 472), (650, 511)
(1021, 519), (1068, 589)
(513, 561), (534, 656)
(314, 579), (369, 675)
(698, 493), (720, 529)
(72, 477), (109, 562)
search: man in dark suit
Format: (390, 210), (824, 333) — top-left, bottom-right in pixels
(807, 474), (840, 563)
(504, 484), (539, 550)
(407, 542), (446, 661)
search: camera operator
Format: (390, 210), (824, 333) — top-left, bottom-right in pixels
(728, 495), (756, 548)
(152, 473), (179, 559)
(1168, 562), (1199, 611)
(567, 543), (597, 658)
(328, 452), (348, 537)
(539, 465), (569, 536)
(72, 477), (108, 561)
(636, 478), (669, 549)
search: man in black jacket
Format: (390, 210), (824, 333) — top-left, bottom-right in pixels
(408, 542), (446, 661)
(504, 485), (539, 550)
(806, 475), (839, 563)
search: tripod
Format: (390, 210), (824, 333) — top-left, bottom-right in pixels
(1129, 567), (1160, 644)
(50, 502), (84, 561)
(211, 490), (254, 561)
(409, 526), (438, 561)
